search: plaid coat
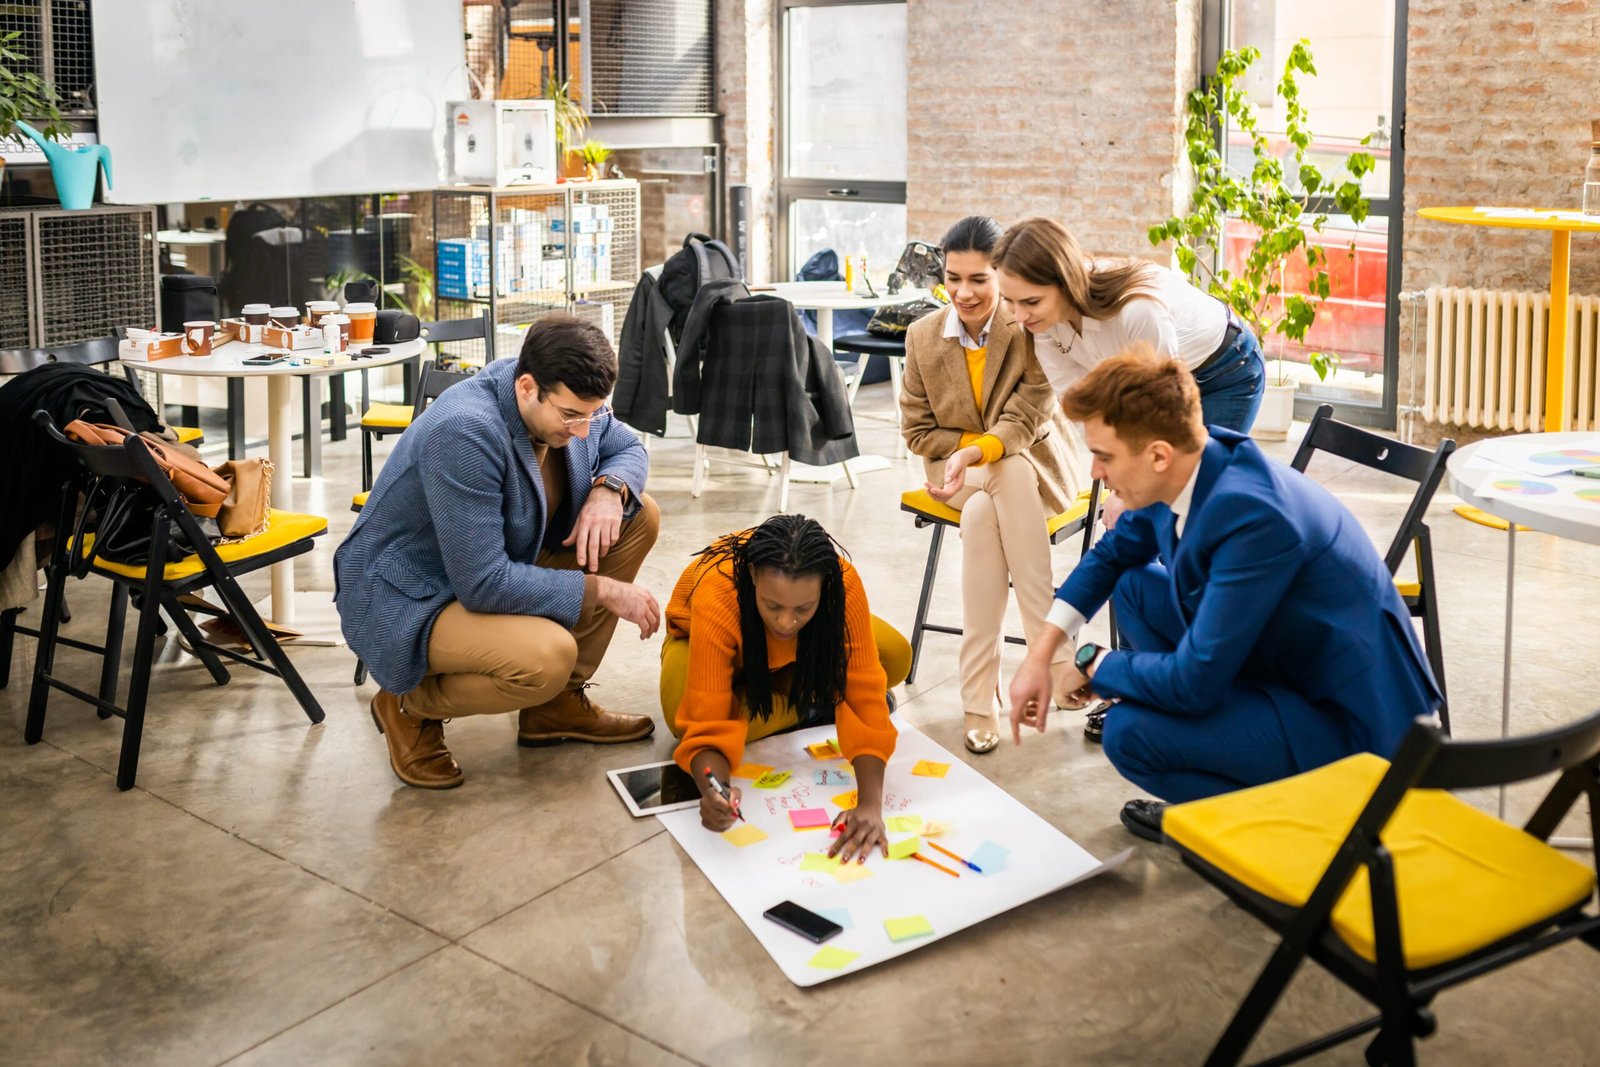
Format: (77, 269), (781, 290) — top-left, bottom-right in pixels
(672, 279), (858, 467)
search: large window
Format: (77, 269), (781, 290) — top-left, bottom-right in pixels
(778, 1), (907, 280)
(1209, 0), (1406, 426)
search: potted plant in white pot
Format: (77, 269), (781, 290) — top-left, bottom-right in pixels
(0, 30), (72, 192)
(1149, 41), (1373, 440)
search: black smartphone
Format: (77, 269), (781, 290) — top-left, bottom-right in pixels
(762, 900), (842, 943)
(362, 346), (391, 355)
(241, 355), (288, 366)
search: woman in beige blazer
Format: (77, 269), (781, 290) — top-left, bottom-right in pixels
(900, 215), (1085, 754)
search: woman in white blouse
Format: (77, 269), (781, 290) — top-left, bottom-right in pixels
(991, 217), (1266, 432)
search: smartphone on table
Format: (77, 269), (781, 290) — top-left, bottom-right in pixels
(763, 900), (843, 943)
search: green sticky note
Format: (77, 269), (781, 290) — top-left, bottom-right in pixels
(807, 945), (860, 971)
(887, 835), (921, 860)
(885, 815), (923, 834)
(800, 852), (842, 873)
(753, 770), (792, 790)
(883, 914), (934, 942)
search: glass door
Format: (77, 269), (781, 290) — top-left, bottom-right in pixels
(1211, 0), (1407, 426)
(777, 1), (907, 282)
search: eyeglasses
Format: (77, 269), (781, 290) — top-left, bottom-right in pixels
(555, 405), (610, 429)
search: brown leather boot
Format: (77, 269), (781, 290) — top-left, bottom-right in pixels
(517, 686), (655, 747)
(370, 690), (464, 789)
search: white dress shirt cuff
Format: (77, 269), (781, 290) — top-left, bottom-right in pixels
(1046, 598), (1086, 640)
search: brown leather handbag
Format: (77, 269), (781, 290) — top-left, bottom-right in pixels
(62, 420), (230, 517)
(214, 459), (273, 538)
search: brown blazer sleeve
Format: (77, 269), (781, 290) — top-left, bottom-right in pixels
(983, 329), (1059, 458)
(899, 315), (964, 459)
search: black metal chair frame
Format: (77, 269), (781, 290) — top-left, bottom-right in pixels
(25, 411), (325, 790)
(1290, 404), (1455, 732)
(0, 334), (205, 445)
(1171, 712), (1600, 1066)
(360, 311), (491, 490)
(902, 479), (1105, 684)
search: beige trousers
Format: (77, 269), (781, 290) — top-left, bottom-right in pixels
(925, 455), (1076, 726)
(404, 494), (660, 718)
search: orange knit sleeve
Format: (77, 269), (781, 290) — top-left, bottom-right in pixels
(671, 570), (751, 773)
(835, 563), (898, 766)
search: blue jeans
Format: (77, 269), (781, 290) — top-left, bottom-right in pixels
(1194, 327), (1266, 433)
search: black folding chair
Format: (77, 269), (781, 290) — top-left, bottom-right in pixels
(0, 335), (205, 445)
(26, 411), (327, 790)
(1291, 404), (1455, 732)
(1165, 711), (1600, 1065)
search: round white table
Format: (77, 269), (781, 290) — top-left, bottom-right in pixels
(122, 337), (424, 639)
(1447, 432), (1600, 843)
(759, 280), (932, 474)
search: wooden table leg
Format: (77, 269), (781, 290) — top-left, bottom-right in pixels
(1546, 230), (1571, 432)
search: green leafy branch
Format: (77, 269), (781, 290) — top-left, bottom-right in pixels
(0, 30), (72, 144)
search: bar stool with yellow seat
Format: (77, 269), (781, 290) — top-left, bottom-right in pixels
(900, 478), (1105, 684)
(27, 411), (327, 791)
(360, 311), (491, 490)
(1163, 712), (1600, 1066)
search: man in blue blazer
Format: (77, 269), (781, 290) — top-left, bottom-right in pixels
(335, 316), (661, 789)
(1008, 346), (1439, 840)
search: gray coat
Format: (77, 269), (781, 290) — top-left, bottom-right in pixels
(333, 358), (648, 694)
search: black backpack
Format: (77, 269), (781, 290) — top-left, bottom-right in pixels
(659, 231), (741, 341)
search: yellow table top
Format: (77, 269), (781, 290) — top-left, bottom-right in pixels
(1419, 206), (1600, 232)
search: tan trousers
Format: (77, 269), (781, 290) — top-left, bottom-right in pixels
(404, 494), (661, 718)
(925, 455), (1075, 725)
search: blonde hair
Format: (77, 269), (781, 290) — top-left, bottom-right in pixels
(991, 217), (1158, 322)
(1060, 343), (1207, 452)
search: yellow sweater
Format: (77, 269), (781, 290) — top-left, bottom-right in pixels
(954, 344), (1005, 465)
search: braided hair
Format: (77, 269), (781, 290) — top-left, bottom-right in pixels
(693, 514), (851, 722)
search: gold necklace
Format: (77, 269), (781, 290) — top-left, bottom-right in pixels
(1049, 327), (1079, 357)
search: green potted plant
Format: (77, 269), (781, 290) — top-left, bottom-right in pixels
(579, 138), (611, 181)
(0, 29), (72, 190)
(544, 73), (590, 181)
(1149, 41), (1373, 440)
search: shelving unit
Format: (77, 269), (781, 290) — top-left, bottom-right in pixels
(431, 179), (640, 366)
(0, 204), (158, 349)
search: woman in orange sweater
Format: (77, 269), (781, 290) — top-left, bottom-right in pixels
(662, 515), (911, 862)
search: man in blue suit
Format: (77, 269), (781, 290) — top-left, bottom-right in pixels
(335, 316), (661, 789)
(1008, 346), (1439, 840)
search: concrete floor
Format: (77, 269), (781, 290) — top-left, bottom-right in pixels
(3, 379), (1598, 1066)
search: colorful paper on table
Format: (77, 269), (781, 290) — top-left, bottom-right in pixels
(832, 861), (874, 884)
(806, 740), (843, 760)
(1487, 478), (1558, 497)
(800, 852), (843, 874)
(807, 946), (860, 970)
(969, 839), (1010, 874)
(920, 820), (949, 837)
(911, 760), (951, 778)
(884, 915), (935, 942)
(831, 790), (858, 810)
(887, 835), (921, 860)
(732, 763), (773, 780)
(815, 906), (854, 930)
(722, 824), (768, 848)
(886, 815), (924, 834)
(814, 769), (852, 786)
(753, 770), (793, 789)
(789, 807), (831, 830)
(1577, 488), (1600, 505)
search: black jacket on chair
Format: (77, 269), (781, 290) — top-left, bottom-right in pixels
(613, 269), (674, 437)
(672, 279), (858, 467)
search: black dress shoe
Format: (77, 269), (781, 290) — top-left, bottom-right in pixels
(1119, 799), (1168, 843)
(1083, 701), (1112, 743)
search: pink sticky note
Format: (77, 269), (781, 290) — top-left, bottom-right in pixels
(789, 807), (830, 830)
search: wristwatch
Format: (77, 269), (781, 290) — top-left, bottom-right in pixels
(1074, 642), (1103, 677)
(592, 473), (629, 503)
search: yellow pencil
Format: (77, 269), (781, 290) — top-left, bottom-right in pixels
(910, 851), (960, 878)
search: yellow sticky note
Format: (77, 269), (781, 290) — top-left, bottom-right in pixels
(732, 763), (773, 780)
(885, 815), (923, 834)
(911, 760), (951, 778)
(832, 790), (858, 810)
(832, 861), (874, 884)
(884, 914), (935, 942)
(806, 740), (843, 760)
(721, 824), (767, 848)
(800, 852), (842, 874)
(887, 835), (921, 860)
(808, 945), (860, 970)
(753, 770), (792, 790)
(920, 820), (949, 838)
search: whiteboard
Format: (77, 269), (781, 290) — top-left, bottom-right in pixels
(658, 723), (1130, 986)
(94, 0), (468, 204)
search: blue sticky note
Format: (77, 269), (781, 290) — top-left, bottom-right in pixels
(815, 906), (853, 930)
(969, 840), (1009, 875)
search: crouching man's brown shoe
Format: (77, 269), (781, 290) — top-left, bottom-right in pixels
(518, 686), (655, 747)
(370, 690), (464, 789)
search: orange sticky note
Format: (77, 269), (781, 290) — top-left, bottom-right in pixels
(732, 763), (773, 780)
(831, 790), (857, 810)
(806, 740), (843, 760)
(911, 760), (951, 778)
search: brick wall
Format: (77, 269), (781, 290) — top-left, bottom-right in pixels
(905, 0), (1201, 259)
(1402, 0), (1600, 438)
(716, 0), (777, 282)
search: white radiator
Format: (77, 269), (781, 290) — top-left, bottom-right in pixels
(1421, 286), (1600, 431)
